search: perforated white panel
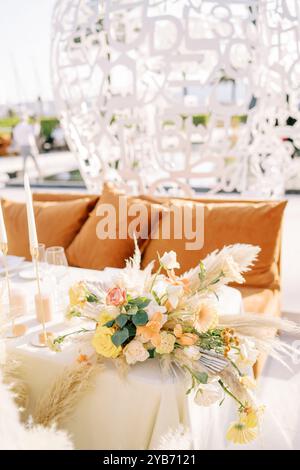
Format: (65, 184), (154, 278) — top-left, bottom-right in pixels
(51, 0), (300, 196)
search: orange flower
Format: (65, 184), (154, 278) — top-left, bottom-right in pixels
(166, 271), (191, 294)
(137, 312), (163, 347)
(194, 302), (218, 333)
(178, 333), (198, 346)
(174, 323), (198, 346)
(76, 354), (89, 363)
(174, 323), (183, 338)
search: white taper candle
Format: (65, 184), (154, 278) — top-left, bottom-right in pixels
(24, 173), (38, 251)
(0, 201), (7, 245)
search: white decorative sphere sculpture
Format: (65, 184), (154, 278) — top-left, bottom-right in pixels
(52, 0), (300, 196)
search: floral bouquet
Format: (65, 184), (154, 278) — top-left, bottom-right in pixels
(50, 242), (298, 445)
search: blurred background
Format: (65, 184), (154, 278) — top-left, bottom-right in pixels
(1, 0), (300, 194)
(0, 0), (78, 188)
(0, 0), (299, 314)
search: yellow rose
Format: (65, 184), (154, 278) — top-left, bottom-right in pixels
(155, 331), (176, 354)
(98, 311), (115, 326)
(69, 282), (88, 307)
(92, 326), (122, 358)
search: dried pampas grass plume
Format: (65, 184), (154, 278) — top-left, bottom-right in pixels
(1, 358), (29, 410)
(219, 313), (300, 369)
(0, 371), (73, 450)
(154, 425), (192, 450)
(21, 423), (73, 450)
(33, 360), (104, 427)
(218, 313), (300, 336)
(184, 244), (261, 291)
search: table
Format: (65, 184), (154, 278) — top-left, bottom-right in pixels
(6, 264), (243, 450)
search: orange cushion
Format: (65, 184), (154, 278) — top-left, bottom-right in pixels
(33, 192), (99, 205)
(66, 183), (164, 270)
(238, 286), (281, 317)
(141, 199), (287, 289)
(2, 197), (97, 260)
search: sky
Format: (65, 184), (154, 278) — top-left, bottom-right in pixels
(0, 0), (57, 105)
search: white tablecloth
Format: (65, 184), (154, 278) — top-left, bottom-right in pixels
(6, 265), (243, 450)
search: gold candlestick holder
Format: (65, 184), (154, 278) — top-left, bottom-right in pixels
(31, 246), (49, 347)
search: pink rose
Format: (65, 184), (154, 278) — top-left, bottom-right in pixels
(106, 287), (127, 307)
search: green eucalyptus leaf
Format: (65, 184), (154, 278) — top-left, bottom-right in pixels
(125, 305), (138, 315)
(193, 371), (208, 384)
(111, 328), (129, 347)
(132, 310), (148, 326)
(127, 323), (137, 337)
(86, 293), (99, 303)
(135, 297), (151, 309)
(128, 297), (151, 309)
(115, 314), (129, 328)
(148, 348), (155, 359)
(104, 319), (115, 327)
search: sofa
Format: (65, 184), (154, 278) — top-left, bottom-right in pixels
(1, 183), (287, 377)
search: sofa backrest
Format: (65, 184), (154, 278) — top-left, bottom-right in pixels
(31, 191), (286, 290)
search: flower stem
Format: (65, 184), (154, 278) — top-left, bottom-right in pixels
(82, 315), (98, 323)
(150, 265), (162, 293)
(53, 327), (94, 344)
(228, 358), (243, 377)
(218, 379), (245, 409)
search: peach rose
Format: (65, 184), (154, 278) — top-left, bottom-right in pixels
(106, 287), (127, 307)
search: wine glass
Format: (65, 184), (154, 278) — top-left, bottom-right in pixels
(45, 247), (69, 310)
(45, 246), (68, 278)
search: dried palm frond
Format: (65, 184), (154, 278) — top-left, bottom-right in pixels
(33, 360), (104, 427)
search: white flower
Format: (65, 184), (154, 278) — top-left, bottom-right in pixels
(160, 251), (180, 270)
(236, 338), (258, 371)
(184, 345), (201, 361)
(165, 284), (184, 309)
(152, 279), (183, 310)
(123, 339), (150, 365)
(146, 300), (167, 321)
(103, 305), (120, 319)
(222, 255), (244, 284)
(194, 382), (223, 407)
(239, 376), (257, 390)
(155, 331), (176, 354)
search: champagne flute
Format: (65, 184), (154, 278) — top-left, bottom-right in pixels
(45, 247), (69, 310)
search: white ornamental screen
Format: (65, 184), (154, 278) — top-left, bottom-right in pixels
(51, 0), (300, 196)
